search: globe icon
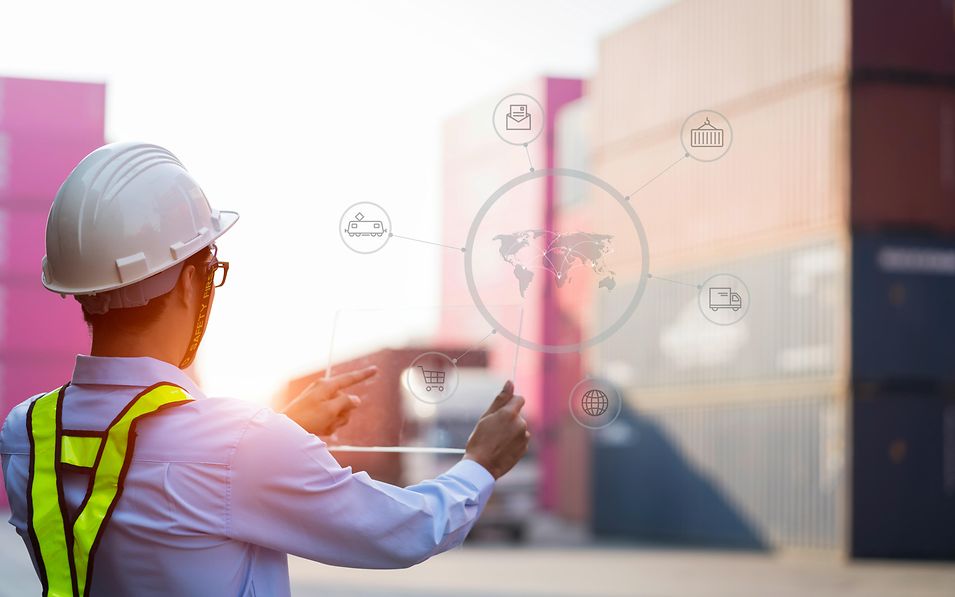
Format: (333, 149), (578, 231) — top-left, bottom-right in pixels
(581, 389), (610, 417)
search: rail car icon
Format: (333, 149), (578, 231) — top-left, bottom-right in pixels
(345, 212), (387, 237)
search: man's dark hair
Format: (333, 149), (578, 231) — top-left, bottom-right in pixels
(81, 247), (212, 335)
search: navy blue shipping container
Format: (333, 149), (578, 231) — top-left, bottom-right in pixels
(852, 233), (955, 384)
(851, 387), (955, 559)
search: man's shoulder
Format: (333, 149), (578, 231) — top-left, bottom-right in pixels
(184, 395), (269, 418)
(0, 391), (50, 454)
(131, 396), (278, 464)
(168, 397), (296, 445)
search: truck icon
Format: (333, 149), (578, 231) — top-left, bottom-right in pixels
(345, 212), (386, 237)
(709, 287), (742, 311)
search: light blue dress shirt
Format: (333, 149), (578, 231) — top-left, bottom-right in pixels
(0, 355), (495, 596)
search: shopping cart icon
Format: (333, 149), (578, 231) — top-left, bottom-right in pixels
(417, 365), (445, 392)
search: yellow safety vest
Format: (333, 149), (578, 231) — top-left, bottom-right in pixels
(25, 382), (194, 597)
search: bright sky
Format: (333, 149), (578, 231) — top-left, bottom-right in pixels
(0, 0), (671, 403)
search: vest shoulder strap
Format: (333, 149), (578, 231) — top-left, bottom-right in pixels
(26, 382), (194, 597)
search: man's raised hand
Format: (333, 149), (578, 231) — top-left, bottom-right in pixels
(464, 380), (530, 479)
(281, 366), (378, 437)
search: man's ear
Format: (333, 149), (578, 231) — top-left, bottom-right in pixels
(174, 263), (199, 308)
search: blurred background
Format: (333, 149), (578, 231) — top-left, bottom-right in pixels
(1, 0), (955, 595)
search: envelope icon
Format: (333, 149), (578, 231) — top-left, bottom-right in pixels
(505, 104), (531, 131)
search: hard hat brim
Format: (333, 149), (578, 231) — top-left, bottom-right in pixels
(43, 209), (240, 296)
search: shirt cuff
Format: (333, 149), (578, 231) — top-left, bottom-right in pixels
(446, 459), (496, 501)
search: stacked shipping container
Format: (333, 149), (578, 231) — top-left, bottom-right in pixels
(551, 98), (596, 522)
(847, 0), (955, 560)
(438, 77), (584, 512)
(591, 240), (848, 549)
(585, 0), (852, 552)
(585, 0), (955, 558)
(0, 77), (104, 506)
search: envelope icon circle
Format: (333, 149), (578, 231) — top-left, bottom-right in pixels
(493, 95), (545, 145)
(505, 108), (532, 131)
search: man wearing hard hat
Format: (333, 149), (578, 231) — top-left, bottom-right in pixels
(0, 142), (529, 596)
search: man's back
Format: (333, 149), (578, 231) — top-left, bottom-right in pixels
(1, 355), (496, 596)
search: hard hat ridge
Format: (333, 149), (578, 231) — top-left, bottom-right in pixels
(85, 143), (185, 207)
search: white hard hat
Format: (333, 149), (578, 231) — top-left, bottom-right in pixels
(41, 142), (239, 308)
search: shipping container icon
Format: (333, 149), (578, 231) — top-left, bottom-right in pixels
(709, 287), (742, 311)
(345, 212), (387, 237)
(690, 117), (725, 148)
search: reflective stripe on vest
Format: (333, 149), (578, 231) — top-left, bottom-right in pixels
(26, 383), (194, 597)
(60, 435), (101, 470)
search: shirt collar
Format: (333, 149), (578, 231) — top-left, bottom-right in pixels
(71, 355), (206, 399)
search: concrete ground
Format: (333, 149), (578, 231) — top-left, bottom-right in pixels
(1, 516), (953, 596)
(287, 547), (955, 597)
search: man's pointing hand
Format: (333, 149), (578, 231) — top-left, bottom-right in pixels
(281, 366), (378, 437)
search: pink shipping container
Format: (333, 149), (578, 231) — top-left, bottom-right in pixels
(439, 78), (551, 423)
(2, 285), (88, 353)
(551, 97), (596, 523)
(0, 129), (107, 200)
(0, 208), (58, 277)
(0, 354), (79, 406)
(0, 77), (104, 507)
(439, 77), (584, 512)
(0, 77), (105, 136)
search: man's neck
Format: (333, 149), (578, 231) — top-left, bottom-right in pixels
(90, 330), (183, 368)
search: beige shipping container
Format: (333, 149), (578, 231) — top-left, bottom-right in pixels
(592, 0), (850, 152)
(595, 77), (849, 267)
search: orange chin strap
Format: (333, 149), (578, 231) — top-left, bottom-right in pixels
(178, 263), (216, 369)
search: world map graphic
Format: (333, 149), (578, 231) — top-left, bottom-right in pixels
(492, 229), (617, 298)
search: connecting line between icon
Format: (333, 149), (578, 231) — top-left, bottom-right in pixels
(512, 306), (524, 386)
(625, 153), (689, 200)
(523, 144), (535, 172)
(453, 329), (497, 364)
(647, 273), (702, 290)
(389, 232), (466, 253)
(328, 446), (467, 454)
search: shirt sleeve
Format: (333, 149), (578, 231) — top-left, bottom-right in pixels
(226, 408), (495, 569)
